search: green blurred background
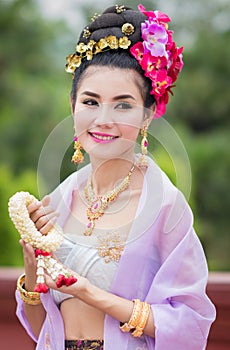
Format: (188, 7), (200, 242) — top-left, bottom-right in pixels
(0, 0), (229, 270)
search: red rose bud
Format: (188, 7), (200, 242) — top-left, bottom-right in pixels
(34, 283), (49, 293)
(56, 274), (66, 288)
(65, 276), (78, 286)
(35, 249), (51, 257)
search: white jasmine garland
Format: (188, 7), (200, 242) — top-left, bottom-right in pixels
(9, 191), (77, 293)
(8, 191), (63, 252)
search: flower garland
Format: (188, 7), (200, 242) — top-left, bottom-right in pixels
(8, 191), (77, 293)
(130, 4), (184, 118)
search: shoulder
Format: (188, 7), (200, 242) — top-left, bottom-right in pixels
(146, 157), (194, 232)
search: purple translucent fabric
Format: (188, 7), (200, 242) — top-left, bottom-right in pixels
(16, 157), (216, 349)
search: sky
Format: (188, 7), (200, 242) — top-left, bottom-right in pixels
(36, 0), (109, 30)
(36, 0), (230, 35)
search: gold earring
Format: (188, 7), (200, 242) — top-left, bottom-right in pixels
(138, 126), (149, 168)
(72, 136), (84, 164)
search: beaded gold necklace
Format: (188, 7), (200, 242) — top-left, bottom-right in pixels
(84, 163), (135, 236)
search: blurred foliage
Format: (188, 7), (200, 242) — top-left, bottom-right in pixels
(172, 29), (230, 132)
(0, 0), (229, 270)
(0, 0), (71, 173)
(0, 164), (38, 265)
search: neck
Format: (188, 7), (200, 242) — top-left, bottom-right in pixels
(89, 156), (136, 196)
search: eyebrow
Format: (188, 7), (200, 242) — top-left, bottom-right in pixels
(80, 91), (136, 101)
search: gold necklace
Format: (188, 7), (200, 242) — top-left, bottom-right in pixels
(84, 163), (135, 236)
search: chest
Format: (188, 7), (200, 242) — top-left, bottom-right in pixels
(64, 186), (142, 238)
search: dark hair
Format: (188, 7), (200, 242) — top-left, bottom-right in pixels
(70, 5), (155, 112)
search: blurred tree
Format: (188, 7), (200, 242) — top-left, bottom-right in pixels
(0, 164), (38, 265)
(172, 29), (230, 132)
(0, 0), (229, 270)
(0, 0), (70, 173)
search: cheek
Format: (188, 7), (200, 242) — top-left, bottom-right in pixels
(73, 109), (93, 135)
(120, 124), (140, 141)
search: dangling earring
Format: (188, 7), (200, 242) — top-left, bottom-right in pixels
(72, 136), (84, 164)
(138, 126), (149, 168)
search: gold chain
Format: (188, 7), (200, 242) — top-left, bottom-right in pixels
(84, 163), (135, 235)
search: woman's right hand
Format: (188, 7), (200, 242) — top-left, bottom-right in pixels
(28, 195), (59, 235)
(20, 195), (59, 291)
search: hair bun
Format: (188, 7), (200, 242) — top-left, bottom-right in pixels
(79, 5), (146, 45)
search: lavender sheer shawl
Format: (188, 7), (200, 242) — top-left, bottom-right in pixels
(16, 157), (216, 349)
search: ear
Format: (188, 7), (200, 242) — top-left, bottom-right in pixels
(142, 102), (156, 128)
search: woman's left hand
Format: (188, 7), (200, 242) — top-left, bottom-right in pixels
(44, 262), (90, 297)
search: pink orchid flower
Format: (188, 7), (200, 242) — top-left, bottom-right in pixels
(142, 21), (168, 57)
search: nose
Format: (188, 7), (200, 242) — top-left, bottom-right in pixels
(94, 103), (114, 127)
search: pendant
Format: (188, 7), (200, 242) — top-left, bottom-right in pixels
(87, 197), (108, 220)
(84, 220), (95, 236)
(84, 197), (108, 235)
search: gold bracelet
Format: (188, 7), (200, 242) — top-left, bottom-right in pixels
(132, 302), (151, 337)
(17, 273), (41, 305)
(120, 299), (143, 333)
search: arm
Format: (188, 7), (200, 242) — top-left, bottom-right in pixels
(19, 240), (46, 339)
(45, 272), (156, 338)
(18, 196), (59, 339)
(82, 283), (155, 337)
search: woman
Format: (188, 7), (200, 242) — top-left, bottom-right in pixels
(15, 4), (216, 350)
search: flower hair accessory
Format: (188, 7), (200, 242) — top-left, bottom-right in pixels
(66, 36), (131, 74)
(65, 4), (183, 118)
(8, 191), (77, 293)
(130, 4), (184, 118)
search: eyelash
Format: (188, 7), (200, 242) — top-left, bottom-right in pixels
(82, 99), (98, 106)
(81, 99), (132, 110)
(115, 102), (132, 110)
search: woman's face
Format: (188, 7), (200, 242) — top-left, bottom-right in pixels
(73, 66), (149, 162)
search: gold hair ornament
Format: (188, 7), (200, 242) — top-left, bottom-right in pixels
(66, 35), (131, 74)
(115, 5), (126, 13)
(83, 27), (91, 39)
(122, 23), (135, 36)
(91, 13), (101, 22)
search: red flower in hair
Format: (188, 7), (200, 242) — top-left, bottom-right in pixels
(130, 42), (144, 63)
(130, 4), (184, 118)
(138, 4), (170, 24)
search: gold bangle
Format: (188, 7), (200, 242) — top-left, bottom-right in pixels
(132, 302), (151, 337)
(17, 273), (41, 305)
(120, 299), (143, 333)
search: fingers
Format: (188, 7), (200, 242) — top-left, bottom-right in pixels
(27, 200), (42, 216)
(41, 195), (50, 207)
(27, 195), (59, 235)
(32, 211), (59, 232)
(20, 240), (36, 265)
(20, 240), (37, 288)
(39, 214), (59, 235)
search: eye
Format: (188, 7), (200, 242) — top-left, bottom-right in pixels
(82, 99), (98, 106)
(115, 102), (132, 110)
